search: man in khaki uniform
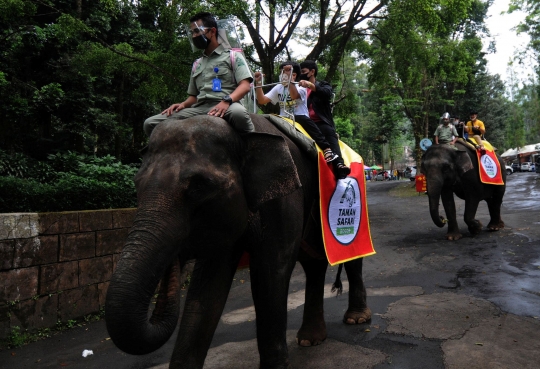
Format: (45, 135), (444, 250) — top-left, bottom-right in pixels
(143, 12), (254, 137)
(434, 112), (459, 147)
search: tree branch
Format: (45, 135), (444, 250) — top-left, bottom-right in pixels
(95, 39), (187, 88)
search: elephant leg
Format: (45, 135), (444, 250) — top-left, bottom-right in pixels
(440, 189), (462, 240)
(463, 199), (482, 235)
(296, 249), (328, 346)
(250, 201), (302, 369)
(486, 198), (504, 230)
(169, 251), (241, 369)
(343, 258), (371, 324)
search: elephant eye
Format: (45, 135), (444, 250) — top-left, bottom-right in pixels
(186, 174), (217, 202)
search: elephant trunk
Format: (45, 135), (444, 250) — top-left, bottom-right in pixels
(105, 209), (186, 355)
(427, 177), (447, 228)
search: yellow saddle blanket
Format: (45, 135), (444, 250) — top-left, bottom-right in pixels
(278, 116), (363, 166)
(457, 138), (504, 185)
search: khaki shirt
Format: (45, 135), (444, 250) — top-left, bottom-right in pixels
(434, 124), (458, 143)
(187, 44), (253, 105)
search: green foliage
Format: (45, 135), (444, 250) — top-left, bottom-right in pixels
(0, 0), (198, 158)
(0, 150), (56, 182)
(367, 0), (489, 165)
(6, 326), (29, 348)
(0, 326), (52, 349)
(0, 150), (137, 212)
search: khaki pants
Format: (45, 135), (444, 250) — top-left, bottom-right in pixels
(471, 135), (483, 148)
(143, 101), (254, 137)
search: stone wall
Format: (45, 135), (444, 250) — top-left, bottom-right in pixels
(0, 209), (135, 340)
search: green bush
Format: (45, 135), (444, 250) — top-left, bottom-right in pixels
(0, 150), (138, 212)
(0, 150), (57, 182)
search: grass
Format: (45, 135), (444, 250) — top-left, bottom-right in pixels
(1, 308), (105, 350)
(388, 181), (422, 197)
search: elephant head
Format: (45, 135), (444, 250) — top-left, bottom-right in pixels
(421, 145), (473, 228)
(105, 115), (301, 355)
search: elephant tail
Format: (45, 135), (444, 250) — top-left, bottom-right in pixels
(331, 264), (344, 296)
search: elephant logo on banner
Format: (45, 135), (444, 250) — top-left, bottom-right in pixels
(480, 154), (498, 178)
(328, 178), (362, 245)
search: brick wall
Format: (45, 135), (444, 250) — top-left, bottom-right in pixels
(0, 209), (135, 340)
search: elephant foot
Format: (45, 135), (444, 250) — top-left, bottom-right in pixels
(468, 220), (483, 236)
(296, 320), (327, 347)
(343, 307), (372, 325)
(487, 221), (504, 231)
(446, 232), (462, 241)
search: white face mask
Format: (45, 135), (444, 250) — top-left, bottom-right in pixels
(279, 70), (290, 84)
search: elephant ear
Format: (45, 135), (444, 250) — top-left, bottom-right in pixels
(455, 151), (474, 175)
(242, 132), (301, 211)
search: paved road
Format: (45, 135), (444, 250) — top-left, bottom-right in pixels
(2, 172), (539, 368)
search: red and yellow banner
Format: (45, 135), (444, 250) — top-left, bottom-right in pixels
(476, 142), (504, 185)
(415, 174), (427, 192)
(277, 116), (375, 266)
(318, 150), (376, 266)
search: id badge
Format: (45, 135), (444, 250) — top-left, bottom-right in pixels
(212, 77), (222, 92)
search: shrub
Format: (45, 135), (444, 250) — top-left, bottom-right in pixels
(0, 150), (138, 212)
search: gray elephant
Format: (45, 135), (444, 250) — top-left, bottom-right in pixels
(421, 142), (506, 240)
(105, 114), (371, 369)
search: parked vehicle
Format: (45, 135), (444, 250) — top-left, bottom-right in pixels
(511, 162), (520, 172)
(375, 170), (391, 181)
(375, 172), (385, 181)
(505, 165), (513, 175)
(521, 162), (532, 172)
(404, 166), (417, 181)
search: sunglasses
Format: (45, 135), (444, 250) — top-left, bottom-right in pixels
(190, 27), (211, 36)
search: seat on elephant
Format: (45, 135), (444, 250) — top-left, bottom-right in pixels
(455, 138), (504, 185)
(263, 114), (374, 266)
(456, 137), (495, 152)
(262, 114), (361, 167)
(262, 114), (319, 160)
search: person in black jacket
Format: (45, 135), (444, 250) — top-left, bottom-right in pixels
(298, 60), (350, 179)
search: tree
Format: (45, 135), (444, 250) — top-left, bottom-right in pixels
(218, 0), (385, 83)
(0, 0), (199, 159)
(509, 0), (540, 141)
(367, 0), (489, 165)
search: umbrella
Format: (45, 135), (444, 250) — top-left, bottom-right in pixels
(370, 165), (382, 170)
(363, 165), (371, 170)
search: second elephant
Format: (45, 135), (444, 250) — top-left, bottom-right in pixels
(421, 142), (506, 240)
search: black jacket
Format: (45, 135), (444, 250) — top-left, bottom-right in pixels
(307, 80), (335, 128)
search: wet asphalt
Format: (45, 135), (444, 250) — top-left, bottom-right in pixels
(1, 172), (539, 369)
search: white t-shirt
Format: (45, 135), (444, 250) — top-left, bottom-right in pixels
(265, 84), (309, 118)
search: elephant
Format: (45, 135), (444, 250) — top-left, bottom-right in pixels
(421, 142), (506, 241)
(105, 114), (371, 369)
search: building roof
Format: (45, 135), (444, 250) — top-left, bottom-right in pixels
(500, 143), (540, 158)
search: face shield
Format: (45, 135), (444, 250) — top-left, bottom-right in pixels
(184, 18), (242, 53)
(185, 21), (209, 52)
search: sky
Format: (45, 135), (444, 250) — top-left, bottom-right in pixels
(483, 0), (534, 82)
(246, 0), (534, 84)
